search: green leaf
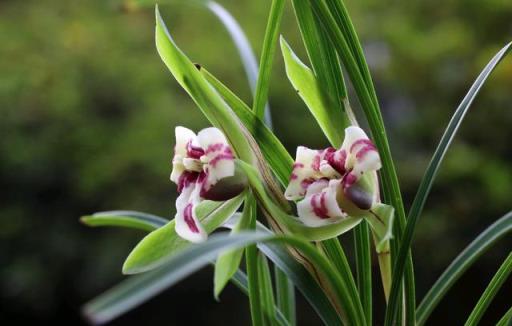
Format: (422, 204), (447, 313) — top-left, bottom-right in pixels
(290, 0), (351, 122)
(243, 196), (266, 326)
(417, 211), (512, 325)
(465, 252), (512, 326)
(236, 159), (363, 241)
(319, 238), (361, 318)
(85, 230), (343, 325)
(353, 223), (372, 324)
(274, 266), (296, 326)
(253, 0), (285, 122)
(154, 5), (254, 163)
(204, 0), (273, 126)
(199, 67), (293, 186)
(496, 306), (512, 326)
(213, 196), (253, 299)
(387, 41), (512, 326)
(80, 211), (167, 232)
(280, 37), (347, 147)
(298, 2), (415, 320)
(258, 253), (279, 325)
(224, 215), (343, 325)
(122, 194), (244, 274)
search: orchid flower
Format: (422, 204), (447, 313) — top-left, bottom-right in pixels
(170, 126), (245, 243)
(285, 126), (382, 226)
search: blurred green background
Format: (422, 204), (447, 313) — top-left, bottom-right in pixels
(1, 0), (511, 324)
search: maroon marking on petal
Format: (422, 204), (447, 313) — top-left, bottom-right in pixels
(342, 172), (357, 189)
(350, 139), (375, 153)
(301, 178), (315, 189)
(311, 192), (329, 219)
(355, 145), (377, 160)
(292, 162), (304, 169)
(311, 151), (323, 171)
(186, 140), (205, 159)
(183, 203), (200, 233)
(290, 173), (298, 180)
(326, 148), (347, 174)
(205, 143), (225, 154)
(209, 153), (234, 167)
(177, 171), (199, 192)
(198, 171), (209, 198)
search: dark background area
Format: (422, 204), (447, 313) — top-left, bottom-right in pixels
(1, 0), (511, 324)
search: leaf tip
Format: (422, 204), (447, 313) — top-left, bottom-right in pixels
(80, 216), (92, 225)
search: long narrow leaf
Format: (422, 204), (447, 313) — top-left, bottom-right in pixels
(81, 211), (168, 232)
(258, 253), (279, 325)
(280, 37), (347, 147)
(302, 2), (415, 320)
(290, 0), (350, 119)
(353, 222), (372, 324)
(199, 67), (293, 185)
(214, 195), (253, 298)
(155, 5), (254, 163)
(417, 211), (512, 325)
(496, 306), (512, 326)
(387, 42), (512, 326)
(85, 229), (342, 325)
(275, 266), (296, 326)
(253, 0), (285, 121)
(122, 195), (244, 274)
(465, 252), (512, 326)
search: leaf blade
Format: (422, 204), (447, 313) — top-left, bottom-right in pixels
(122, 195), (244, 274)
(80, 211), (168, 232)
(417, 211), (512, 325)
(464, 252), (512, 326)
(388, 42), (512, 326)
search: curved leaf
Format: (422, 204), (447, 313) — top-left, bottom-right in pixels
(122, 194), (244, 274)
(236, 159), (363, 241)
(199, 67), (293, 185)
(213, 196), (253, 298)
(387, 41), (512, 326)
(496, 306), (512, 326)
(252, 0), (285, 122)
(155, 5), (254, 163)
(417, 211), (512, 325)
(465, 252), (512, 326)
(81, 211), (168, 232)
(280, 37), (348, 147)
(85, 231), (345, 325)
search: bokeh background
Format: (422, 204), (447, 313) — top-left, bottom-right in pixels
(1, 0), (511, 324)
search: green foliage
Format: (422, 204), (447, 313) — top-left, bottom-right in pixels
(3, 0), (512, 324)
(122, 195), (244, 274)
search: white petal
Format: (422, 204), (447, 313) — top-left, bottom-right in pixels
(341, 126), (369, 154)
(197, 127), (229, 150)
(340, 126), (381, 182)
(297, 179), (346, 227)
(352, 150), (381, 176)
(197, 127), (235, 191)
(284, 146), (323, 200)
(175, 126), (197, 156)
(171, 127), (199, 184)
(174, 181), (207, 243)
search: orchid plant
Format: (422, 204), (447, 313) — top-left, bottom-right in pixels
(81, 1), (512, 325)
